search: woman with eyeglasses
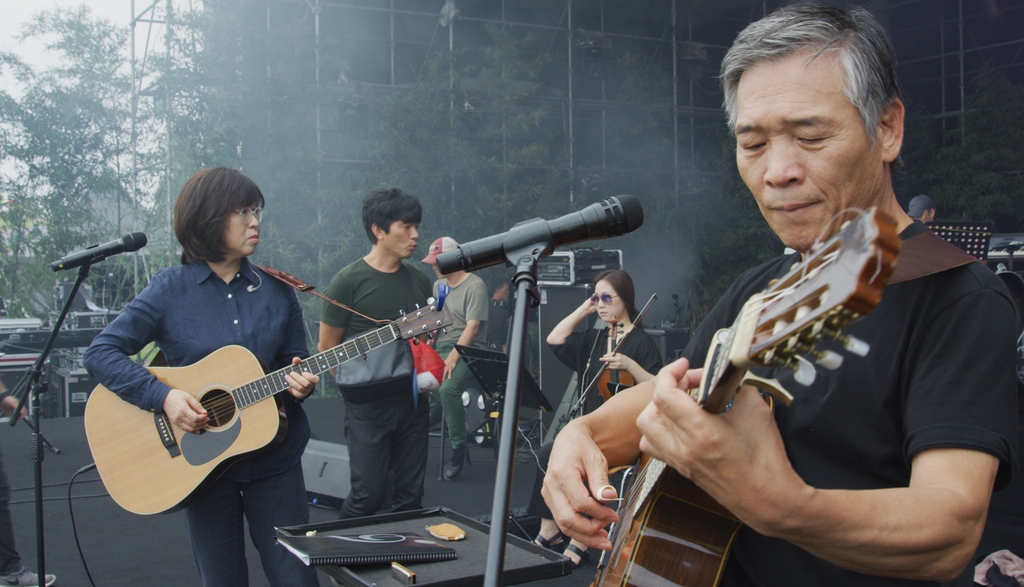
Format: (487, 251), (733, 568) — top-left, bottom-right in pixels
(529, 269), (664, 566)
(84, 167), (319, 587)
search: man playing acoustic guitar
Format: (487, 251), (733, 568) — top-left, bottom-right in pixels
(541, 5), (1018, 586)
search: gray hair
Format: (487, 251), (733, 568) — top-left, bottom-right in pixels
(720, 4), (901, 144)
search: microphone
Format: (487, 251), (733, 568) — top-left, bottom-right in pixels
(50, 232), (148, 272)
(436, 195), (644, 274)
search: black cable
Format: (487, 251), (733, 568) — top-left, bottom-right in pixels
(68, 462), (99, 587)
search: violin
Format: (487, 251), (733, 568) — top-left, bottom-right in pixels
(597, 322), (636, 401)
(582, 294), (657, 403)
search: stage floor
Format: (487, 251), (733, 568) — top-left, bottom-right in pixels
(0, 397), (596, 587)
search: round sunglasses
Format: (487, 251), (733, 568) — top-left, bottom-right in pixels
(590, 293), (619, 304)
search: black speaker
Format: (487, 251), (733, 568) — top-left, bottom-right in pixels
(537, 285), (593, 411)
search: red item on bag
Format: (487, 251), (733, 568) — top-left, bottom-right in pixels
(411, 341), (445, 391)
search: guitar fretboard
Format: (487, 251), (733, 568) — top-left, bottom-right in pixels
(231, 323), (401, 409)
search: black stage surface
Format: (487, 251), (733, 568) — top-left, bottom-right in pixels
(0, 397), (594, 587)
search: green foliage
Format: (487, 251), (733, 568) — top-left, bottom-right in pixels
(0, 6), (157, 316)
(922, 70), (1024, 230)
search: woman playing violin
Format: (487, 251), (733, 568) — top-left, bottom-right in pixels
(529, 269), (663, 565)
(546, 269), (664, 411)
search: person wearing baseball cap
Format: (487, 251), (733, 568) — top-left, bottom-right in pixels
(421, 236), (458, 265)
(907, 194), (936, 223)
(422, 236), (489, 480)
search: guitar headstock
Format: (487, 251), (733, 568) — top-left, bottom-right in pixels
(695, 208), (901, 411)
(393, 302), (454, 340)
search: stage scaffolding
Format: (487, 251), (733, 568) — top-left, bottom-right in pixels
(128, 0), (1024, 231)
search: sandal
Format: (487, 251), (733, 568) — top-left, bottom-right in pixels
(533, 530), (565, 550)
(564, 543), (590, 566)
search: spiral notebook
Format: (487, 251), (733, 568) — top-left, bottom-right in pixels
(276, 531), (457, 566)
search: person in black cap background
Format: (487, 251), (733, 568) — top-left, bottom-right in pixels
(908, 194), (936, 223)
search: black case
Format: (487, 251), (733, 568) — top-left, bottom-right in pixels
(276, 507), (571, 587)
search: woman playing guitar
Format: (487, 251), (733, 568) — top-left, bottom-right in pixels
(83, 168), (320, 587)
(528, 269), (664, 566)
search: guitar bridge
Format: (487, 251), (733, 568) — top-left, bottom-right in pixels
(154, 413), (181, 458)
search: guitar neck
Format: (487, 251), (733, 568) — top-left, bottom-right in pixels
(232, 323), (400, 409)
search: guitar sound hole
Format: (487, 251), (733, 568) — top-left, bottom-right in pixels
(199, 389), (236, 427)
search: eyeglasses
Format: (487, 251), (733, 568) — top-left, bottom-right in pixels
(234, 206), (263, 224)
(590, 293), (619, 304)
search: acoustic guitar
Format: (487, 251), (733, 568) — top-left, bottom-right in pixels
(593, 208), (901, 587)
(84, 303), (452, 515)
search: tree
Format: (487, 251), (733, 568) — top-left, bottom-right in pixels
(923, 70), (1024, 232)
(0, 6), (153, 316)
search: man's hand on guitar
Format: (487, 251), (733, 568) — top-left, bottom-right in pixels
(163, 389), (209, 433)
(541, 422), (621, 551)
(284, 357), (319, 400)
(636, 360), (804, 534)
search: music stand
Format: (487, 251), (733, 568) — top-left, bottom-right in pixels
(929, 222), (992, 260)
(455, 345), (552, 413)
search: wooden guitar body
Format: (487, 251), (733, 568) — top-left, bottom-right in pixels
(85, 345), (284, 515)
(594, 462), (741, 587)
(84, 302), (452, 516)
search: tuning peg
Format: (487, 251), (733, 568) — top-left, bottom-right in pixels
(441, 328), (448, 335)
(772, 320), (789, 336)
(840, 335), (870, 357)
(791, 355), (817, 386)
(810, 349), (843, 370)
(399, 309), (406, 316)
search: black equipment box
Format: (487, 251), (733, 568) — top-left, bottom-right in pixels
(572, 249), (622, 285)
(45, 365), (97, 418)
(277, 507), (570, 587)
(536, 252), (573, 286)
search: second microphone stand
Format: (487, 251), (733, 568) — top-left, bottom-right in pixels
(8, 264), (89, 585)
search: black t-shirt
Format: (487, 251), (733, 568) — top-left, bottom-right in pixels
(550, 325), (665, 412)
(680, 223), (1018, 587)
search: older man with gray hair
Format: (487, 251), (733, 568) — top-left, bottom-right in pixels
(540, 5), (1017, 587)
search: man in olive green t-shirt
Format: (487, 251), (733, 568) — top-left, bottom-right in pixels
(319, 188), (432, 518)
(421, 236), (489, 480)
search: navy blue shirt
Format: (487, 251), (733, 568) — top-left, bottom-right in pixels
(83, 258), (312, 482)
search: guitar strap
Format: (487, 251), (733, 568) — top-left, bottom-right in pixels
(888, 227), (978, 284)
(258, 265), (390, 325)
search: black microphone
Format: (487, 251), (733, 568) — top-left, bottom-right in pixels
(436, 195), (644, 274)
(50, 232), (148, 272)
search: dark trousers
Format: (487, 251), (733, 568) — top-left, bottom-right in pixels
(0, 445), (22, 575)
(341, 393), (429, 519)
(182, 461), (318, 587)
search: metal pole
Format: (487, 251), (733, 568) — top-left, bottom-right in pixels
(671, 0), (679, 204)
(166, 0), (173, 267)
(567, 0), (574, 207)
(958, 0), (965, 145)
(482, 252), (539, 587)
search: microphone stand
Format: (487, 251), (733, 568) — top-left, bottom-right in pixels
(8, 263), (90, 584)
(483, 245), (542, 587)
